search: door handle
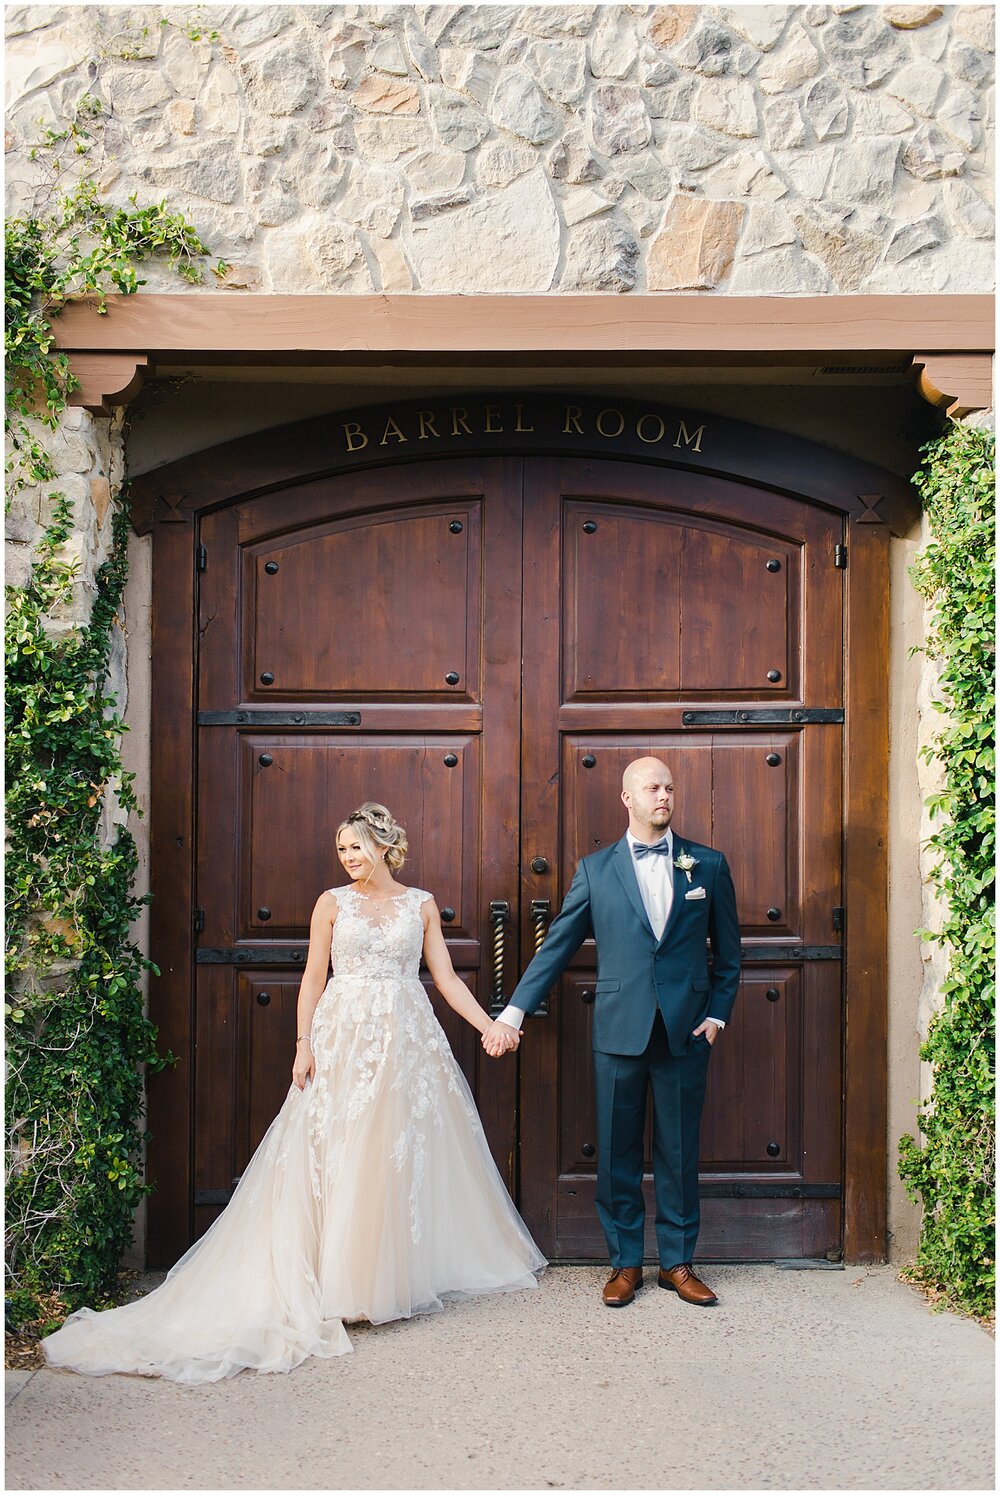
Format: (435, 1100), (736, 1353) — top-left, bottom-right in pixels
(489, 900), (510, 1016)
(530, 899), (551, 1017)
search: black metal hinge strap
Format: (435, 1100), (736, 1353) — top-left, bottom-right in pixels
(739, 945), (842, 962)
(197, 947), (308, 965)
(196, 544), (207, 573)
(699, 1182), (841, 1199)
(682, 709), (844, 726)
(197, 710), (362, 726)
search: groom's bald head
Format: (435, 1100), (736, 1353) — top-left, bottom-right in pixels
(621, 757), (674, 840)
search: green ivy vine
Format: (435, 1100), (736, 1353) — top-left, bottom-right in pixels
(5, 123), (213, 1328)
(898, 421), (996, 1322)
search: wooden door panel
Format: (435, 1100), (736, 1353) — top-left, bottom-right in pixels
(244, 504), (481, 701)
(521, 457), (845, 1261)
(193, 458), (524, 1241)
(241, 734), (480, 941)
(563, 499), (799, 700)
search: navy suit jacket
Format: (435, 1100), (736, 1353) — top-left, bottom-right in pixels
(509, 834), (742, 1057)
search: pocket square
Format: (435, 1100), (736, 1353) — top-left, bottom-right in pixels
(684, 887), (707, 900)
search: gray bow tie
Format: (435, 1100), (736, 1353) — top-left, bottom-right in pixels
(633, 840), (671, 860)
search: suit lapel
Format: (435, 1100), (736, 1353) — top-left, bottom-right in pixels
(655, 836), (689, 950)
(612, 837), (656, 940)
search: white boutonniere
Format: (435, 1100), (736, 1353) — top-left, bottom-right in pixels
(674, 851), (699, 883)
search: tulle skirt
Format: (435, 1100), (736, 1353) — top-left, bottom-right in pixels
(43, 980), (546, 1385)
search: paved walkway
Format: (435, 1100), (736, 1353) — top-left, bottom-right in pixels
(5, 1265), (994, 1490)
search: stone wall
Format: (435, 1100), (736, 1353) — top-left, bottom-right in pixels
(5, 3), (995, 296)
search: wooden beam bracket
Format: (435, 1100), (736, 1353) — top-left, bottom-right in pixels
(911, 351), (993, 418)
(67, 352), (151, 415)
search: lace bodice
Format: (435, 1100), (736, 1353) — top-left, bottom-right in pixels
(328, 884), (432, 980)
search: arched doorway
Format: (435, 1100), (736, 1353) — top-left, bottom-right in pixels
(136, 395), (906, 1266)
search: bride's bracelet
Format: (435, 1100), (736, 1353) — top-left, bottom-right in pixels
(296, 1035), (312, 1045)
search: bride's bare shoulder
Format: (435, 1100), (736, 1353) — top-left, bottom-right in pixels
(314, 888), (341, 921)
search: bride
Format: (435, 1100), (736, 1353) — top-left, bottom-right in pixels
(44, 803), (546, 1384)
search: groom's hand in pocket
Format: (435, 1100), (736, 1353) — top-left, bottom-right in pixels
(482, 1021), (521, 1057)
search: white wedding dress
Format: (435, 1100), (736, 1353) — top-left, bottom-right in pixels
(44, 885), (546, 1384)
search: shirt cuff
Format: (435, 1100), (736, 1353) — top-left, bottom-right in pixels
(495, 1004), (526, 1030)
(707, 1017), (726, 1029)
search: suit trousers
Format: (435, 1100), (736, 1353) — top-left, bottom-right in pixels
(593, 1013), (712, 1270)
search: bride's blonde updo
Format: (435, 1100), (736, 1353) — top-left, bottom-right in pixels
(338, 802), (408, 873)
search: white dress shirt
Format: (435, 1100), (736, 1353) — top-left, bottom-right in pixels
(496, 830), (725, 1033)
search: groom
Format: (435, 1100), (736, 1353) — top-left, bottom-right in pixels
(486, 758), (741, 1307)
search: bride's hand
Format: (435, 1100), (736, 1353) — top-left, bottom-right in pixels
(292, 1039), (315, 1089)
(482, 1021), (521, 1058)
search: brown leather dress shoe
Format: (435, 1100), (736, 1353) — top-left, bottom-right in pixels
(658, 1264), (718, 1306)
(603, 1267), (644, 1307)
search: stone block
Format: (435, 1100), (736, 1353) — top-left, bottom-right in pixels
(90, 477), (112, 529)
(240, 39), (321, 116)
(160, 30), (211, 97)
(943, 180), (994, 238)
(881, 5), (943, 27)
(547, 130), (604, 183)
(338, 161), (406, 237)
(524, 40), (587, 106)
(589, 8), (639, 79)
(771, 143), (836, 198)
(489, 67), (558, 144)
(404, 21), (440, 82)
(370, 236), (414, 290)
(369, 35), (410, 76)
(409, 167), (559, 290)
(790, 203), (887, 289)
(740, 201), (797, 256)
(436, 6), (522, 50)
(803, 77), (849, 140)
(439, 47), (496, 104)
(214, 262), (263, 289)
(589, 85), (652, 155)
(656, 123), (728, 171)
(562, 186), (612, 225)
(953, 7), (995, 53)
(823, 14), (906, 88)
(936, 87), (984, 152)
(5, 32), (80, 103)
(644, 72), (697, 121)
(719, 6), (791, 51)
(264, 217), (373, 292)
(887, 61), (948, 117)
(230, 7), (294, 49)
(648, 194), (745, 288)
(648, 7), (699, 50)
(516, 7), (599, 40)
(827, 137), (901, 205)
(692, 78), (759, 137)
(428, 87), (490, 150)
(756, 25), (820, 93)
(561, 215), (639, 291)
(407, 146), (469, 192)
(352, 73), (421, 115)
(764, 97), (807, 149)
(884, 213), (946, 262)
(670, 20), (737, 77)
(853, 93), (915, 136)
(410, 186), (475, 220)
(142, 145), (242, 205)
(103, 66), (172, 117)
(353, 117), (434, 162)
(902, 124), (968, 179)
(704, 149), (788, 200)
(622, 150), (673, 200)
(728, 244), (834, 292)
(166, 99), (197, 136)
(948, 42), (991, 88)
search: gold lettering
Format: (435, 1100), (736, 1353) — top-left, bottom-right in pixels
(483, 404), (503, 434)
(343, 421), (368, 453)
(450, 406), (473, 436)
(514, 403), (534, 433)
(674, 420), (705, 454)
(563, 404), (584, 435)
(596, 407), (625, 439)
(416, 410), (440, 440)
(636, 413), (666, 445)
(379, 416), (408, 446)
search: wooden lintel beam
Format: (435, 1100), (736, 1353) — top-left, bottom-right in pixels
(50, 293), (995, 360)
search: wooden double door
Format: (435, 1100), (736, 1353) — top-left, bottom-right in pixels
(193, 454), (845, 1260)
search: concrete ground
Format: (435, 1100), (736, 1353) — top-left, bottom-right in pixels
(5, 1265), (994, 1491)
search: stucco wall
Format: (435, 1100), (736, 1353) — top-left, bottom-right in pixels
(5, 4), (996, 296)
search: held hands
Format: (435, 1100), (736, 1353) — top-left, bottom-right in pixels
(292, 1039), (315, 1089)
(481, 1020), (522, 1058)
